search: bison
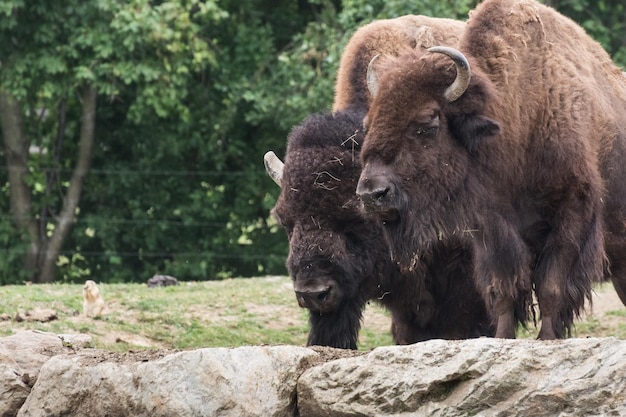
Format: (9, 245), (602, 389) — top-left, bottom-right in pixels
(357, 0), (626, 340)
(264, 15), (502, 349)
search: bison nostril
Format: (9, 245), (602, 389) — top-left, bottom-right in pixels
(358, 185), (390, 204)
(372, 186), (390, 200)
(317, 288), (331, 302)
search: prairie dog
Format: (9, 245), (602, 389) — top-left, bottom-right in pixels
(83, 280), (105, 317)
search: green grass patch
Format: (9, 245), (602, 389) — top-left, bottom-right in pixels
(0, 276), (389, 351)
(1, 277), (623, 352)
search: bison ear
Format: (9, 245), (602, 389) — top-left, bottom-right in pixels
(448, 114), (500, 154)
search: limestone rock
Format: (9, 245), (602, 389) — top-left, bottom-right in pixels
(5, 332), (626, 417)
(0, 331), (86, 417)
(0, 357), (31, 417)
(18, 345), (318, 417)
(297, 337), (626, 417)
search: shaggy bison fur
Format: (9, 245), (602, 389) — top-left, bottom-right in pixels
(357, 0), (626, 339)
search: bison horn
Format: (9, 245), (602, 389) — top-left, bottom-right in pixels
(366, 54), (380, 98)
(428, 46), (471, 102)
(264, 150), (284, 187)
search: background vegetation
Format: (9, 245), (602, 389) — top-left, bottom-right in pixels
(1, 0), (625, 284)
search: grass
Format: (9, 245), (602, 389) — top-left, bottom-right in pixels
(0, 276), (392, 351)
(0, 276), (623, 352)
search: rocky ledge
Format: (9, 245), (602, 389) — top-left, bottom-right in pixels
(2, 330), (625, 416)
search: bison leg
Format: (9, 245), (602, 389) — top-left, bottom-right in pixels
(391, 315), (430, 344)
(606, 243), (626, 306)
(472, 225), (532, 339)
(612, 275), (626, 307)
(389, 297), (436, 344)
(534, 197), (603, 339)
(493, 301), (517, 339)
(534, 269), (562, 340)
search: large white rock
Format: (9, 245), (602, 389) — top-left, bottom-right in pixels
(6, 331), (626, 417)
(0, 330), (85, 417)
(17, 345), (318, 417)
(0, 357), (30, 417)
(297, 337), (626, 416)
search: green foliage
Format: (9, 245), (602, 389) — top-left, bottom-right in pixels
(1, 0), (625, 283)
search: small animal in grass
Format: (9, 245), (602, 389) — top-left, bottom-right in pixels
(82, 280), (105, 317)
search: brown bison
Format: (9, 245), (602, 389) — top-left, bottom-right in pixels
(264, 16), (503, 349)
(357, 0), (626, 340)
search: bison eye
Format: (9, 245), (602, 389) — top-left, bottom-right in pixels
(405, 113), (440, 140)
(405, 124), (438, 140)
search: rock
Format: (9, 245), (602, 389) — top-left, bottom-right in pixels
(14, 309), (57, 323)
(0, 331), (77, 382)
(297, 337), (626, 416)
(0, 330), (87, 417)
(4, 332), (626, 417)
(17, 345), (317, 417)
(146, 275), (179, 287)
(58, 333), (93, 349)
(0, 358), (31, 417)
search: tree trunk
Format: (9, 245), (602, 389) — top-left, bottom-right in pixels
(37, 85), (97, 283)
(0, 91), (40, 279)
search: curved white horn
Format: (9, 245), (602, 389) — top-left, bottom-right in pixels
(428, 46), (471, 102)
(264, 150), (284, 187)
(366, 54), (381, 98)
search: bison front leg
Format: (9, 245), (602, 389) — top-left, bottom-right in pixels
(606, 242), (626, 306)
(306, 302), (364, 349)
(534, 200), (604, 339)
(472, 226), (533, 339)
(389, 297), (436, 344)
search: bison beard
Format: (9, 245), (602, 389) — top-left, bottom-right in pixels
(358, 0), (626, 339)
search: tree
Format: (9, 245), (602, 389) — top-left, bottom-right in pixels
(0, 0), (224, 283)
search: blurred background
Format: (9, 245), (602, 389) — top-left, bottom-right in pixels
(1, 0), (624, 284)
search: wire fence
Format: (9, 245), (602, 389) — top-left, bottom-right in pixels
(0, 166), (269, 177)
(0, 166), (285, 263)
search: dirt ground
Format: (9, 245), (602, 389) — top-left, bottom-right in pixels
(587, 284), (624, 315)
(578, 282), (625, 332)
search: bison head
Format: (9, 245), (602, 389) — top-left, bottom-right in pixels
(356, 47), (500, 266)
(265, 108), (394, 348)
(266, 150), (348, 314)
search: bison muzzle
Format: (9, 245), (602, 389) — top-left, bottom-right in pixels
(356, 163), (401, 222)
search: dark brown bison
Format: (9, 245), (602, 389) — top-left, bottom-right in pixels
(264, 16), (502, 349)
(357, 0), (626, 340)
